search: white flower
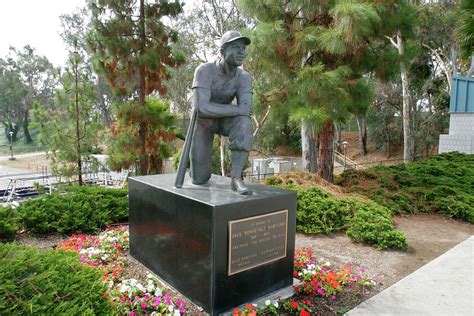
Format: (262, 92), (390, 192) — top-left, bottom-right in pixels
(136, 283), (145, 292)
(173, 310), (181, 316)
(169, 305), (174, 312)
(265, 300), (271, 306)
(273, 302), (279, 308)
(298, 272), (302, 276)
(155, 288), (163, 296)
(311, 271), (316, 275)
(147, 284), (155, 292)
(325, 261), (331, 266)
(119, 284), (130, 293)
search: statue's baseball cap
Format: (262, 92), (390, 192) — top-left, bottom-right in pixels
(220, 30), (251, 48)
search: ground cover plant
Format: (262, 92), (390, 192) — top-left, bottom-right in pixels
(0, 243), (114, 314)
(265, 177), (407, 250)
(337, 152), (474, 223)
(11, 186), (128, 235)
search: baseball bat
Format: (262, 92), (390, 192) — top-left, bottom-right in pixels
(175, 108), (197, 188)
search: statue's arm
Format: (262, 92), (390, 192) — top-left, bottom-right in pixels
(236, 72), (253, 115)
(193, 88), (244, 118)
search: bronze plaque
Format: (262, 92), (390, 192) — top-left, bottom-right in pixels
(228, 210), (288, 275)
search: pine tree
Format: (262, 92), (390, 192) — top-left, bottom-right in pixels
(36, 47), (100, 186)
(239, 0), (383, 182)
(87, 0), (184, 175)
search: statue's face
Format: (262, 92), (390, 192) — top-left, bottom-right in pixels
(222, 39), (247, 67)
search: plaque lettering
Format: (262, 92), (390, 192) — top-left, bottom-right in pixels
(228, 210), (288, 275)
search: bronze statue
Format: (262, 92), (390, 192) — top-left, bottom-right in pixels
(175, 31), (253, 195)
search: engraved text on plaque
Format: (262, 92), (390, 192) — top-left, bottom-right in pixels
(228, 210), (288, 275)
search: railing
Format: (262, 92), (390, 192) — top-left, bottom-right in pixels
(333, 151), (357, 170)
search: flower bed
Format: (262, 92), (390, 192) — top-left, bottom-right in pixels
(57, 227), (373, 315)
(56, 226), (186, 315)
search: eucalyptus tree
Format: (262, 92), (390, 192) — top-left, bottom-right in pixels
(0, 58), (26, 141)
(9, 46), (56, 144)
(87, 0), (184, 175)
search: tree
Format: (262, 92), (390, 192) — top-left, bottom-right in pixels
(60, 7), (117, 127)
(9, 46), (56, 144)
(87, 0), (184, 175)
(35, 48), (101, 185)
(239, 0), (384, 182)
(108, 98), (177, 174)
(0, 58), (26, 142)
(455, 0), (474, 62)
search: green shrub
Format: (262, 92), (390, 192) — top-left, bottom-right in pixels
(283, 185), (407, 250)
(346, 199), (408, 251)
(0, 243), (114, 314)
(0, 206), (19, 240)
(337, 152), (474, 223)
(16, 186), (128, 235)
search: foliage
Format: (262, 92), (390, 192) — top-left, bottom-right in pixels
(6, 46), (56, 144)
(275, 184), (407, 250)
(255, 247), (374, 315)
(0, 206), (18, 241)
(455, 0), (474, 60)
(15, 186), (128, 235)
(0, 58), (26, 141)
(87, 0), (184, 175)
(337, 152), (474, 223)
(0, 243), (113, 314)
(56, 226), (186, 315)
(56, 226), (129, 283)
(108, 97), (178, 175)
(35, 49), (101, 185)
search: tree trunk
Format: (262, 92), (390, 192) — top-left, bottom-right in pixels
(334, 121), (342, 152)
(75, 61), (83, 186)
(317, 119), (334, 183)
(355, 114), (368, 156)
(301, 122), (317, 173)
(220, 136), (226, 176)
(138, 0), (148, 175)
(397, 33), (413, 163)
(23, 111), (33, 144)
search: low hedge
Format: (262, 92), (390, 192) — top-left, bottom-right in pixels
(14, 186), (128, 235)
(337, 152), (474, 223)
(0, 206), (18, 240)
(282, 184), (407, 250)
(0, 243), (114, 314)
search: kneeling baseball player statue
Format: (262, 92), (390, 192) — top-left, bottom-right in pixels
(175, 31), (253, 195)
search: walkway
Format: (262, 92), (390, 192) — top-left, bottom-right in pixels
(346, 236), (474, 315)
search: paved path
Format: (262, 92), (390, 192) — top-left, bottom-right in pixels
(346, 236), (474, 316)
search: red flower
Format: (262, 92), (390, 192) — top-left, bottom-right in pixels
(290, 301), (299, 308)
(245, 303), (252, 309)
(300, 309), (310, 316)
(233, 308), (239, 316)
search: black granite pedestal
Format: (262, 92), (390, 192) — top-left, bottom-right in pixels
(128, 174), (296, 315)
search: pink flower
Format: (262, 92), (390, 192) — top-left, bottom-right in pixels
(356, 275), (362, 281)
(120, 297), (127, 302)
(130, 312), (135, 316)
(141, 301), (147, 309)
(330, 295), (336, 300)
(349, 279), (355, 285)
(360, 267), (365, 273)
(144, 293), (150, 299)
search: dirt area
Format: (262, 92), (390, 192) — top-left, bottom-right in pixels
(0, 153), (51, 173)
(15, 213), (473, 314)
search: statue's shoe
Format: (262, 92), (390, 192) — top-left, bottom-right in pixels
(231, 178), (252, 195)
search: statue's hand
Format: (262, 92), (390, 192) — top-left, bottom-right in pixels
(238, 106), (252, 117)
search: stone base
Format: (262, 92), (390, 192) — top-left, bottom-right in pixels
(128, 174), (297, 315)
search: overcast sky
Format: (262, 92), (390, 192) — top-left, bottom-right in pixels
(0, 0), (88, 67)
(0, 0), (197, 68)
